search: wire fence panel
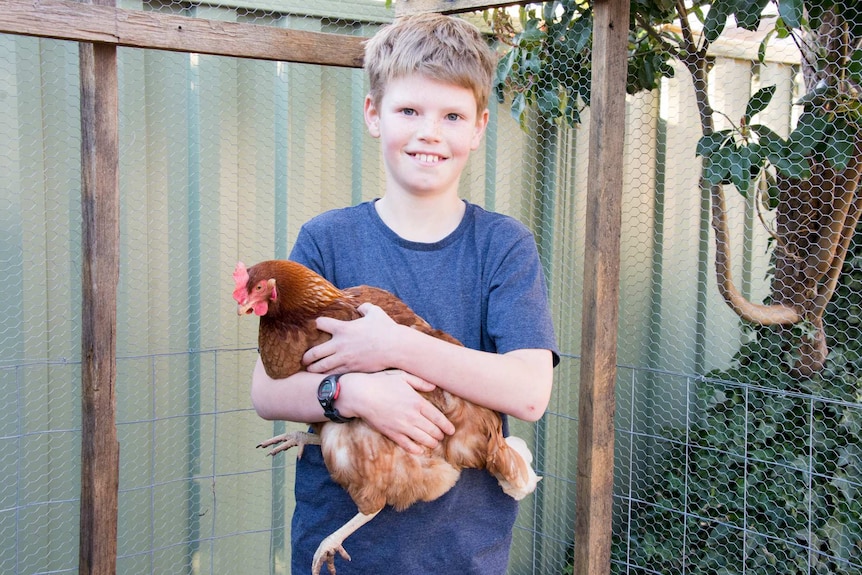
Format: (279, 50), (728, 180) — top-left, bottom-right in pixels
(0, 1), (860, 574)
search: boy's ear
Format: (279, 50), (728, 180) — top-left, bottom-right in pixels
(364, 95), (381, 138)
(470, 109), (490, 150)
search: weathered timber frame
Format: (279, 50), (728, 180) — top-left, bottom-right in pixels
(0, 1), (629, 574)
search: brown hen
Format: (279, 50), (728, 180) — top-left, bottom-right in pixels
(233, 259), (540, 575)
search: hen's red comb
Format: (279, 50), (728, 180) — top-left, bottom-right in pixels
(232, 261), (250, 303)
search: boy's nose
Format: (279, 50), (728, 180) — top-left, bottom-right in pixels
(417, 118), (442, 140)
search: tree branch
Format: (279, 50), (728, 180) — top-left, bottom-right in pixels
(709, 180), (802, 324)
(634, 12), (679, 55)
(813, 147), (862, 318)
(674, 0), (802, 327)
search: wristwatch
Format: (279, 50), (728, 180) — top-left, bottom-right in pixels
(317, 374), (355, 423)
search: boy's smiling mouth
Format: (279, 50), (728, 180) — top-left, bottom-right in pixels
(410, 152), (444, 164)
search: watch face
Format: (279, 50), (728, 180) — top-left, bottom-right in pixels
(318, 377), (335, 402)
(317, 375), (351, 423)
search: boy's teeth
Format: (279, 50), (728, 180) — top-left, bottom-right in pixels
(416, 153), (439, 163)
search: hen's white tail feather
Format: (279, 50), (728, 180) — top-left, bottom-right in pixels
(496, 435), (541, 500)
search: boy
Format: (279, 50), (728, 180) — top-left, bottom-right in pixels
(251, 13), (558, 574)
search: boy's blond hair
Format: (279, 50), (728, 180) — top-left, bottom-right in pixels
(363, 13), (497, 113)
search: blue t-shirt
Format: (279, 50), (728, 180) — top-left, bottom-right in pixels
(288, 199), (558, 575)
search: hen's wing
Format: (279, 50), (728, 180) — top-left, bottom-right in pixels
(258, 298), (361, 380)
(257, 317), (321, 379)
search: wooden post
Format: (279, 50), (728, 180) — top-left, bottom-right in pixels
(78, 0), (120, 572)
(573, 0), (630, 573)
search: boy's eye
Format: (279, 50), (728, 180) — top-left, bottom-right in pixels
(401, 108), (417, 116)
(445, 113), (461, 121)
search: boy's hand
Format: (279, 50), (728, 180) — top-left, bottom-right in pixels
(303, 303), (400, 374)
(337, 371), (455, 454)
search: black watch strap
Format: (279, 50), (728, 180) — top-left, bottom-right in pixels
(317, 374), (354, 423)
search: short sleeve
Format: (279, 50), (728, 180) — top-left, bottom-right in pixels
(484, 228), (560, 366)
(289, 225), (326, 278)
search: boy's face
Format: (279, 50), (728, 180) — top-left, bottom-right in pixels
(364, 74), (489, 198)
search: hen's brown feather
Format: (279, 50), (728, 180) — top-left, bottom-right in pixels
(235, 259), (539, 574)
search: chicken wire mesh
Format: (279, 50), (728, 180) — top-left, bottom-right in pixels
(0, 1), (860, 574)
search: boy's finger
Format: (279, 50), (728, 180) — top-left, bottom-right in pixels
(394, 434), (424, 455)
(301, 341), (333, 368)
(422, 403), (455, 436)
(314, 316), (343, 333)
(401, 372), (435, 392)
(356, 302), (383, 316)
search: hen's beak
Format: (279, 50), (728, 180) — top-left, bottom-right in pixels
(236, 301), (255, 315)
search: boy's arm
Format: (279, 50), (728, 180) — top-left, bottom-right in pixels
(303, 304), (554, 421)
(250, 356), (454, 454)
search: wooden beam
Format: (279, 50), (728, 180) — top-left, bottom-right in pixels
(0, 0), (365, 68)
(78, 1), (120, 574)
(573, 0), (630, 572)
(395, 0), (530, 15)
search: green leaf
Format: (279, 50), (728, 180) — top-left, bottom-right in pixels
(510, 92), (527, 126)
(787, 110), (830, 157)
(772, 16), (791, 39)
(825, 118), (857, 172)
(763, 171), (780, 209)
(751, 124), (787, 156)
(703, 0), (731, 43)
(705, 145), (734, 185)
(774, 152), (811, 180)
(563, 16), (592, 55)
(537, 83), (562, 117)
(728, 148), (749, 194)
(494, 83), (505, 105)
(734, 0), (771, 31)
(638, 57), (657, 94)
(777, 0), (803, 29)
(542, 0), (557, 24)
(794, 82), (833, 106)
(495, 50), (516, 89)
(697, 130), (733, 157)
(520, 48), (542, 75)
(703, 158), (726, 186)
(757, 28), (777, 64)
(744, 85), (776, 124)
(518, 20), (547, 49)
(848, 48), (862, 86)
(752, 125), (812, 179)
(729, 143), (763, 195)
(564, 92), (582, 126)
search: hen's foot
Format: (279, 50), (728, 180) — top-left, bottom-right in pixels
(310, 510), (380, 575)
(256, 430), (320, 458)
(311, 539), (351, 575)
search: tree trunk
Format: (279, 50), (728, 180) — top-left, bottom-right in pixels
(772, 145), (862, 376)
(769, 5), (862, 377)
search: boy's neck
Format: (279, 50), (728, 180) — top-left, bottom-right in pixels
(375, 194), (466, 243)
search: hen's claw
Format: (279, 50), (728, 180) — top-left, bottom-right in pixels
(256, 430), (320, 458)
(311, 541), (351, 575)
